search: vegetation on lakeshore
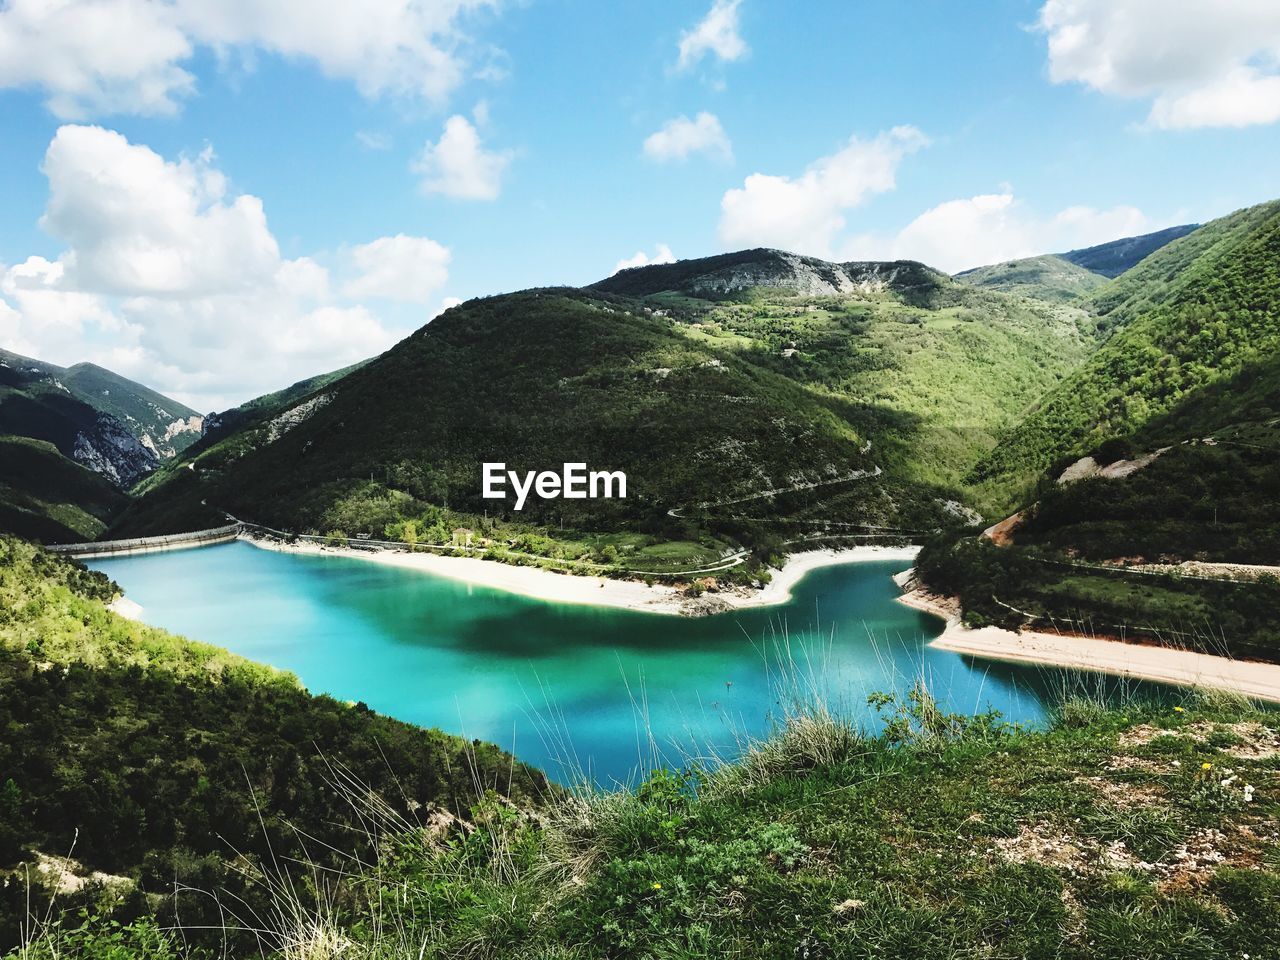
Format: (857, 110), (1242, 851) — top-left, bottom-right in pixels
(0, 537), (549, 952)
(917, 420), (1280, 663)
(915, 533), (1280, 662)
(12, 684), (1279, 959)
(922, 201), (1280, 656)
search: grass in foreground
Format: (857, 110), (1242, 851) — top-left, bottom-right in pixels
(13, 686), (1279, 959)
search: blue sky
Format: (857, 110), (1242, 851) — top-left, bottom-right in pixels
(2, 0), (1279, 408)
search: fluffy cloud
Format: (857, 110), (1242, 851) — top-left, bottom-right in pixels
(845, 192), (1151, 273)
(677, 0), (748, 70)
(0, 256), (127, 362)
(718, 126), (928, 258)
(612, 244), (676, 275)
(0, 0), (494, 118)
(41, 126), (280, 296)
(1039, 0), (1280, 129)
(643, 112), (732, 162)
(414, 114), (512, 200)
(0, 125), (453, 409)
(1146, 68), (1280, 130)
(343, 235), (452, 303)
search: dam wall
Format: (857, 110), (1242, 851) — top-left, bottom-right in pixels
(46, 523), (243, 559)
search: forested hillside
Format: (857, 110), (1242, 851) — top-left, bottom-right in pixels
(0, 536), (549, 952)
(194, 359), (370, 448)
(0, 436), (126, 541)
(114, 256), (1089, 565)
(956, 226), (1199, 304)
(0, 349), (202, 459)
(1058, 224), (1199, 278)
(956, 255), (1109, 303)
(973, 200), (1280, 508)
(0, 351), (207, 542)
(0, 363), (159, 539)
(919, 202), (1280, 656)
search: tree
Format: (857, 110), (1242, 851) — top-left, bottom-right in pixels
(402, 520), (419, 552)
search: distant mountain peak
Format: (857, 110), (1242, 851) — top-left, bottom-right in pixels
(591, 247), (948, 300)
(1057, 224), (1199, 278)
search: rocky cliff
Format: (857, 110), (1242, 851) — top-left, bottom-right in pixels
(592, 248), (949, 303)
(72, 413), (161, 487)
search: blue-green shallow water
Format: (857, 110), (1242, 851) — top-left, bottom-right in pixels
(91, 541), (1160, 786)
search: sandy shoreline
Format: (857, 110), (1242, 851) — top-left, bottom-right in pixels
(107, 596), (144, 622)
(898, 588), (1280, 703)
(242, 535), (918, 617)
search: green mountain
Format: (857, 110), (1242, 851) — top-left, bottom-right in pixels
(0, 535), (548, 951)
(0, 349), (202, 459)
(918, 201), (1280, 660)
(0, 348), (209, 540)
(196, 358), (370, 446)
(114, 253), (1091, 566)
(1059, 223), (1199, 278)
(0, 436), (126, 542)
(0, 359), (163, 540)
(973, 199), (1280, 506)
(955, 226), (1200, 304)
(956, 254), (1109, 303)
(593, 248), (952, 305)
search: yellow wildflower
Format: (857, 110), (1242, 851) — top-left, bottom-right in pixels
(1173, 706), (1185, 713)
(652, 882), (662, 890)
(1201, 762), (1212, 770)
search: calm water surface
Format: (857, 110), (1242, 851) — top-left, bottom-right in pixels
(92, 541), (1151, 785)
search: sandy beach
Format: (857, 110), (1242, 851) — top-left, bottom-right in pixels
(242, 535), (918, 617)
(898, 588), (1280, 703)
(107, 596), (144, 621)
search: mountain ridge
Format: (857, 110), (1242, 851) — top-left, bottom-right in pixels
(593, 248), (951, 304)
(0, 348), (202, 459)
(112, 262), (1090, 571)
(1059, 223), (1200, 278)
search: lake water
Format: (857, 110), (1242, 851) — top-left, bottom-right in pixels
(92, 540), (1150, 786)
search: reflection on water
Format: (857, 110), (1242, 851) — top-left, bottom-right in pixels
(92, 541), (1169, 786)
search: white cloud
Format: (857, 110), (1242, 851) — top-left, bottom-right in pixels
(1038, 0), (1280, 129)
(0, 0), (495, 119)
(0, 125), (453, 409)
(844, 191), (1152, 273)
(0, 0), (194, 118)
(612, 244), (676, 275)
(343, 235), (452, 303)
(413, 114), (512, 200)
(1, 255), (128, 362)
(1146, 67), (1280, 130)
(677, 0), (748, 70)
(41, 126), (280, 296)
(643, 112), (732, 162)
(718, 126), (928, 258)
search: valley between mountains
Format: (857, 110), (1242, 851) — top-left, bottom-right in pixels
(4, 201), (1278, 665)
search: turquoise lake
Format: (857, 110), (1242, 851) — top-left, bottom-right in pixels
(91, 541), (1149, 786)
